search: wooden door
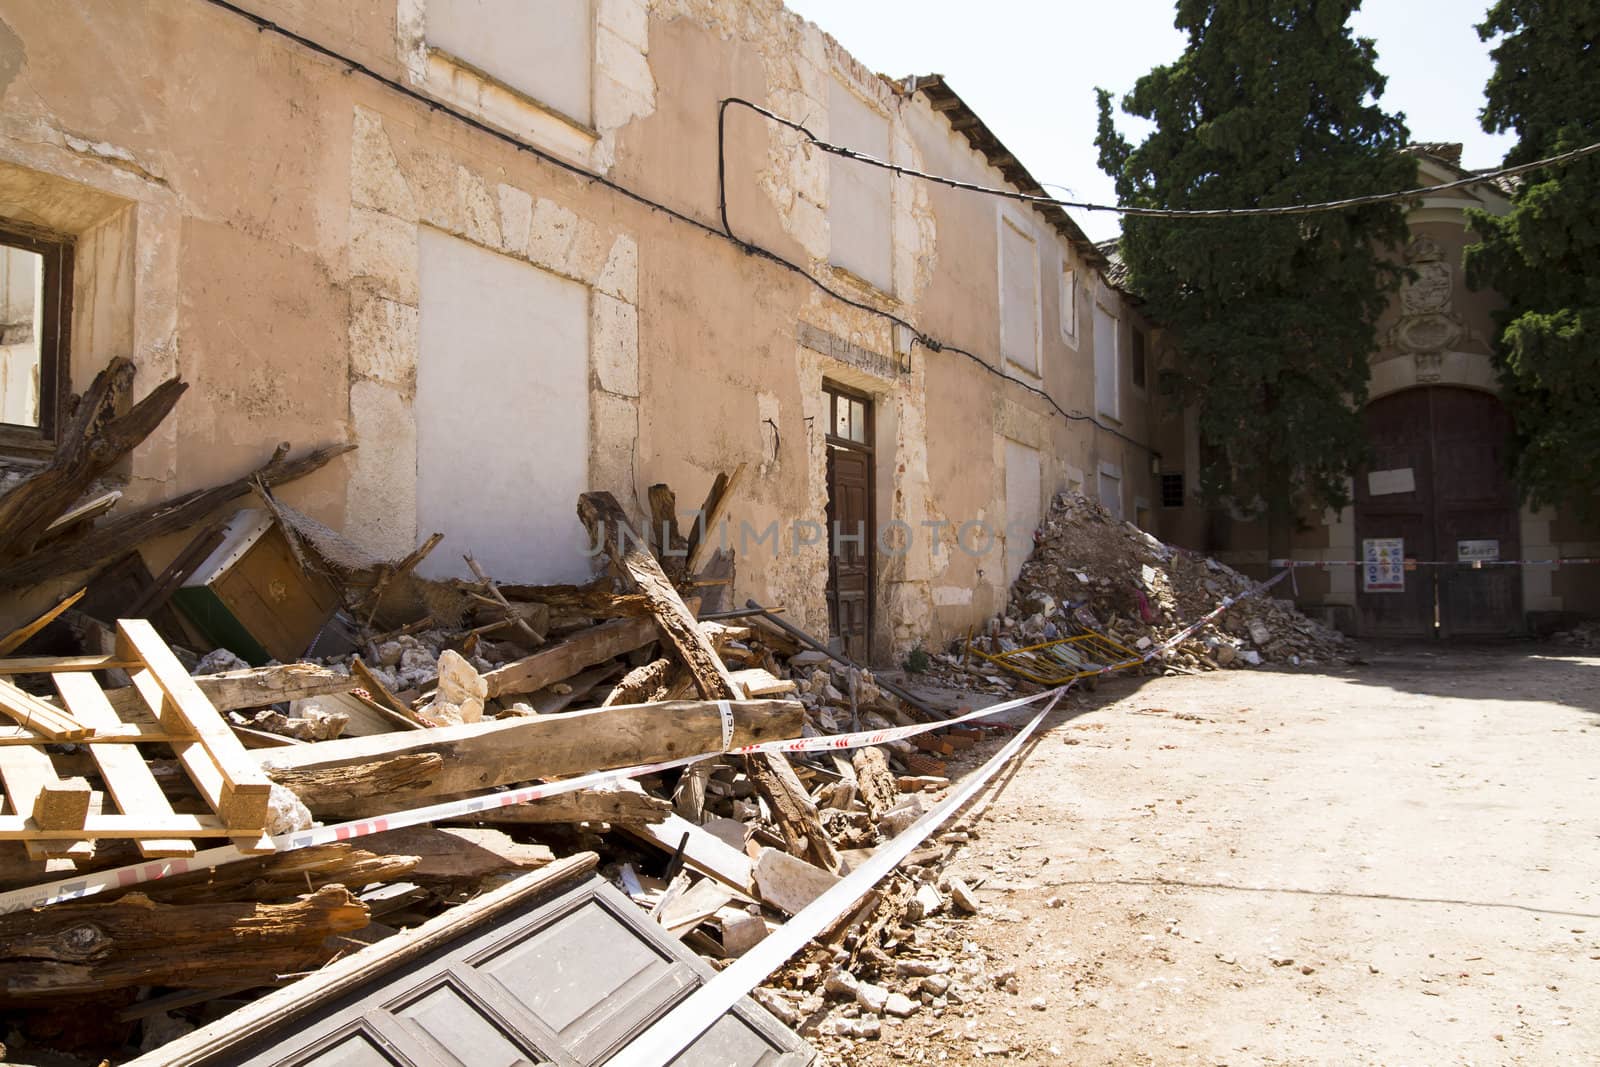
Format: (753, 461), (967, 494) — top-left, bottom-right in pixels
(1355, 389), (1436, 637)
(1355, 387), (1521, 637)
(824, 385), (873, 662)
(1431, 388), (1520, 635)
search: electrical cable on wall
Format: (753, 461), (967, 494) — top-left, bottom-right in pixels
(201, 0), (1159, 455)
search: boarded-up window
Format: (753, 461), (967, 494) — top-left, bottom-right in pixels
(1131, 327), (1146, 389)
(828, 81), (892, 293)
(999, 216), (1040, 374)
(1004, 440), (1042, 587)
(427, 0), (593, 126)
(1094, 303), (1119, 420)
(416, 229), (591, 584)
(1098, 466), (1123, 520)
(1059, 265), (1077, 343)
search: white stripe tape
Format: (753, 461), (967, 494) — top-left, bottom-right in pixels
(0, 689), (1063, 916)
(716, 699), (734, 752)
(606, 688), (1067, 1067)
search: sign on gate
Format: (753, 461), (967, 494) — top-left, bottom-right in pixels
(1457, 539), (1500, 563)
(1363, 537), (1405, 592)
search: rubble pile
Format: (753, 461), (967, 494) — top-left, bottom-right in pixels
(930, 490), (1349, 691)
(0, 356), (994, 1065)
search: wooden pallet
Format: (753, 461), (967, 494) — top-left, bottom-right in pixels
(0, 620), (275, 860)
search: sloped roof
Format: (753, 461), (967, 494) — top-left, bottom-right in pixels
(901, 74), (1105, 269)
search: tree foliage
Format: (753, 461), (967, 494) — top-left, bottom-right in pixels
(1095, 0), (1414, 541)
(1463, 1), (1600, 515)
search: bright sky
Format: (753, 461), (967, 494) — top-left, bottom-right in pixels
(783, 0), (1514, 242)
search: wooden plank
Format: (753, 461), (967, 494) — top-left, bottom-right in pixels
(0, 743), (90, 859)
(623, 813), (755, 895)
(480, 605), (694, 699)
(116, 619), (273, 830)
(32, 777), (91, 831)
(348, 657), (418, 722)
(578, 492), (741, 702)
(0, 587), (87, 656)
(685, 463), (746, 576)
(728, 668), (797, 697)
(56, 671), (195, 857)
(0, 676), (91, 741)
(0, 813), (266, 838)
(257, 698), (805, 819)
(0, 654), (133, 675)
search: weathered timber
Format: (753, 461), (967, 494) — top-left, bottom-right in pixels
(95, 662), (356, 721)
(578, 492), (739, 701)
(601, 656), (672, 707)
(684, 463), (746, 576)
(0, 442), (355, 592)
(357, 826), (553, 882)
(648, 483), (689, 583)
(266, 753), (443, 816)
(493, 577), (650, 618)
(126, 844), (419, 905)
(852, 747), (901, 823)
(479, 604), (693, 699)
(0, 884), (368, 1000)
(445, 781), (671, 826)
(0, 358), (188, 563)
(749, 753), (841, 873)
(258, 698), (803, 818)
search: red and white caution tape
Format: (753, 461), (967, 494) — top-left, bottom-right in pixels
(1, 573), (1294, 916)
(607, 688), (1068, 1067)
(1270, 556), (1600, 568)
(0, 687), (1067, 915)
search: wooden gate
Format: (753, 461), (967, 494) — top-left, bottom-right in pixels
(823, 384), (873, 662)
(1354, 387), (1521, 637)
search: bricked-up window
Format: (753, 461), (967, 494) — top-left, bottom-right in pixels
(426, 0), (593, 127)
(999, 214), (1040, 374)
(1094, 303), (1119, 421)
(1131, 327), (1147, 390)
(828, 80), (893, 293)
(1161, 471), (1186, 508)
(0, 221), (72, 450)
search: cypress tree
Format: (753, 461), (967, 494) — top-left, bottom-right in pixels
(1095, 0), (1415, 554)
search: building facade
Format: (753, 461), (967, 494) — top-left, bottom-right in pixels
(0, 0), (1158, 662)
(1154, 144), (1600, 635)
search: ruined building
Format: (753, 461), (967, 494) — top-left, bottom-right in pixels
(0, 0), (1158, 662)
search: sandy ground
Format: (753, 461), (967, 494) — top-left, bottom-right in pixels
(829, 643), (1600, 1065)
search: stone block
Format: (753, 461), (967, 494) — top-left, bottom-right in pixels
(349, 291), (419, 390)
(591, 292), (639, 397)
(348, 207), (418, 304)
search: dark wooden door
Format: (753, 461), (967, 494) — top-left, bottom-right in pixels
(1431, 388), (1520, 635)
(826, 445), (872, 661)
(1354, 387), (1521, 637)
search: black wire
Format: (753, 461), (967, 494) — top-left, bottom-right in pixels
(717, 99), (1153, 452)
(199, 0), (1153, 454)
(731, 95), (1600, 218)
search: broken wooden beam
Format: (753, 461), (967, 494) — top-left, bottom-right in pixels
(578, 492), (739, 700)
(0, 884), (368, 1000)
(256, 698), (804, 818)
(685, 464), (746, 576)
(445, 781), (672, 826)
(0, 358), (188, 563)
(0, 442), (355, 593)
(480, 602), (693, 699)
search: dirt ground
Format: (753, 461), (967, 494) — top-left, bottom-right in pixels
(826, 642), (1600, 1065)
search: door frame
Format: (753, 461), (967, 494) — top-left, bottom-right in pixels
(823, 380), (875, 660)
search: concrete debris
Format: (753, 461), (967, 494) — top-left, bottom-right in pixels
(939, 490), (1349, 692)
